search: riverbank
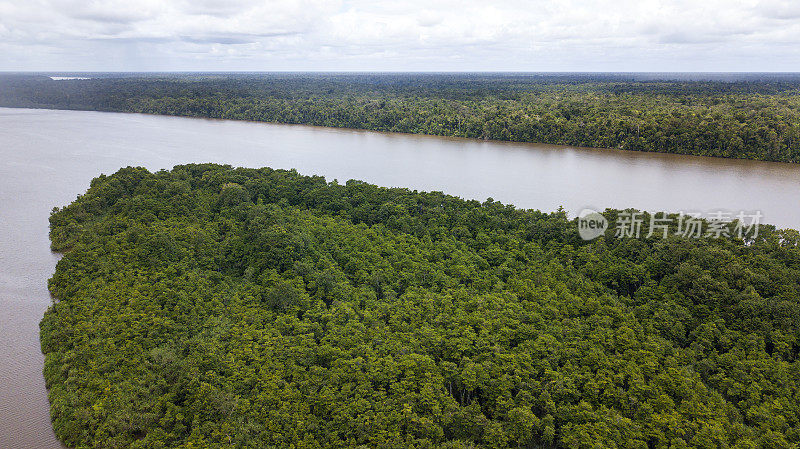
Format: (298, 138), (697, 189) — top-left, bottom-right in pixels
(2, 73), (799, 163)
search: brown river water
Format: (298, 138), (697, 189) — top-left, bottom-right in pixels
(1, 106), (799, 448)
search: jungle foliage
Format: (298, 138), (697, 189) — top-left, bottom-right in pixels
(44, 164), (800, 448)
(3, 73), (800, 162)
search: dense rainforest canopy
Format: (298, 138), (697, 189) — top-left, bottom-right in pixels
(3, 73), (800, 162)
(44, 164), (800, 448)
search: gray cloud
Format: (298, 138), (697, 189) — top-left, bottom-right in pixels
(180, 32), (299, 45)
(756, 0), (800, 20)
(88, 36), (175, 43)
(0, 0), (799, 71)
(658, 32), (726, 45)
(69, 11), (151, 24)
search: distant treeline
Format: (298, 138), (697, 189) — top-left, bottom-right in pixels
(3, 73), (800, 162)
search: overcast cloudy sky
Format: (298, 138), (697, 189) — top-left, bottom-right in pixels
(1, 0), (800, 71)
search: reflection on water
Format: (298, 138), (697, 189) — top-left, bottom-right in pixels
(1, 107), (800, 447)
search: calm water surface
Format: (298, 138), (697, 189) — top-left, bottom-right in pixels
(1, 107), (800, 448)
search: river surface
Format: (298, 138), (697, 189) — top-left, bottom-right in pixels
(1, 106), (800, 448)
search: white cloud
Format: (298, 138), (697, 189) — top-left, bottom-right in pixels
(0, 0), (798, 70)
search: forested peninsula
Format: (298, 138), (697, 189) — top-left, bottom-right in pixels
(44, 164), (800, 448)
(3, 73), (800, 162)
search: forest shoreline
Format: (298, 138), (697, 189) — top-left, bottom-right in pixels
(41, 163), (800, 448)
(3, 73), (799, 164)
(3, 104), (798, 168)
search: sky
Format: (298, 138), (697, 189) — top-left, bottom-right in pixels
(1, 0), (800, 72)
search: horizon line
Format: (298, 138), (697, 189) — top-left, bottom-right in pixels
(4, 70), (800, 74)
